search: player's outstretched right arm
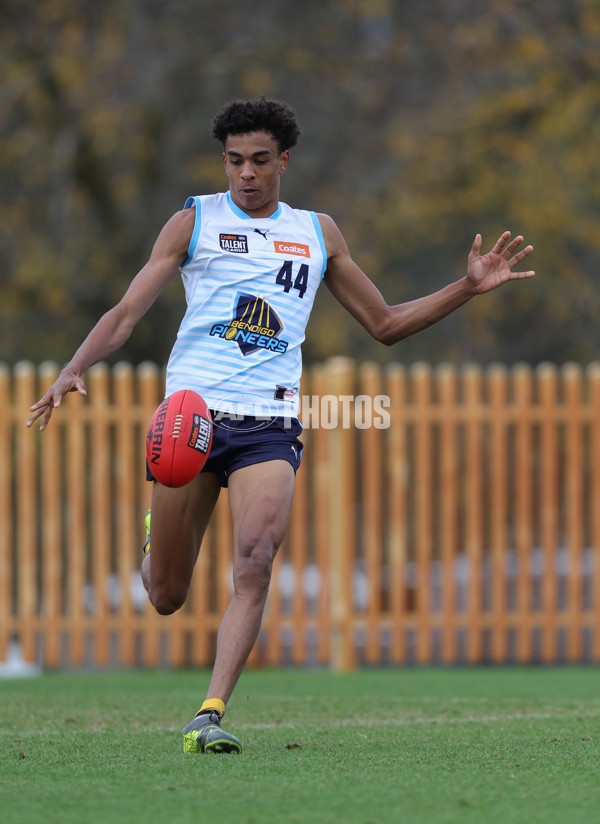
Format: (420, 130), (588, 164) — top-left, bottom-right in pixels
(27, 207), (195, 431)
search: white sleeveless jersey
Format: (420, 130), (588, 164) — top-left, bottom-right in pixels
(165, 191), (327, 416)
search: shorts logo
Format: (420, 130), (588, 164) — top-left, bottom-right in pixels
(274, 241), (310, 257)
(210, 292), (289, 356)
(187, 413), (212, 454)
(274, 385), (297, 402)
(220, 233), (248, 253)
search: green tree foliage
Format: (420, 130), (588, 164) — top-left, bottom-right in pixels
(1, 0), (599, 366)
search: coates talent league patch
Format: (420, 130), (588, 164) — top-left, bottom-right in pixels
(220, 233), (248, 253)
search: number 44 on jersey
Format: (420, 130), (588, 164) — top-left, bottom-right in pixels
(276, 260), (309, 299)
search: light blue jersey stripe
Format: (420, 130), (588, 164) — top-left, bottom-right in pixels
(310, 211), (328, 279)
(183, 196), (202, 264)
(226, 190), (282, 220)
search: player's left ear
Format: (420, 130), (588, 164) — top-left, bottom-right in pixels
(279, 150), (290, 175)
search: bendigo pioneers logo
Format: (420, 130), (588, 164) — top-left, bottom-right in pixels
(210, 293), (289, 356)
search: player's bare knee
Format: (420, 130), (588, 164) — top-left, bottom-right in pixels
(149, 581), (187, 615)
(233, 544), (274, 598)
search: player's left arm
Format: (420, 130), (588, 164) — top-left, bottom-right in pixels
(318, 213), (534, 346)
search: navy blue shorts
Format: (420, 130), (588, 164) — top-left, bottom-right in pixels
(146, 412), (303, 488)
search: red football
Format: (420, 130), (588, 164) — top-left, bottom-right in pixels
(146, 389), (213, 487)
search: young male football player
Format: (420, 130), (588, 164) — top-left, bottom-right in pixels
(28, 97), (534, 753)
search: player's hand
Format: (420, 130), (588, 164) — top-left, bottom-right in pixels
(467, 232), (535, 294)
(26, 370), (87, 431)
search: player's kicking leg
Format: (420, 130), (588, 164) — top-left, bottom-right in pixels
(141, 473), (220, 614)
(141, 474), (241, 752)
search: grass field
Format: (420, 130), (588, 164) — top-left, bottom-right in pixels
(1, 666), (599, 824)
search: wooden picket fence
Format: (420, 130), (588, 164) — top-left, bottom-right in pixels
(1, 358), (600, 671)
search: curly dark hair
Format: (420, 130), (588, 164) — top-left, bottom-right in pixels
(212, 96), (301, 152)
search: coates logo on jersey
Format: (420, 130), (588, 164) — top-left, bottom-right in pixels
(210, 293), (289, 356)
(220, 233), (248, 253)
(274, 241), (310, 258)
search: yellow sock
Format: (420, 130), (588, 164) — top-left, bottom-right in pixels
(197, 698), (225, 717)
